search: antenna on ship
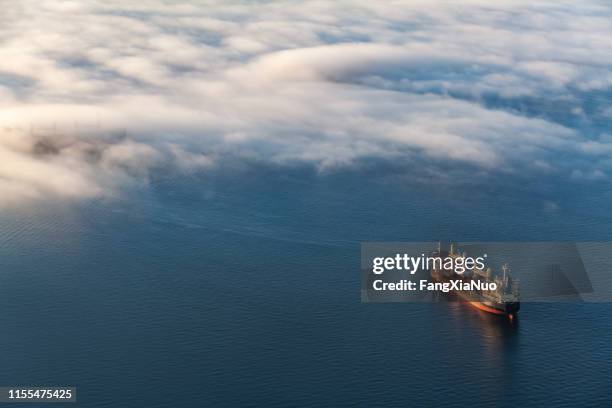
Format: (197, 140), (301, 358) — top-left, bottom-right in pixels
(502, 263), (509, 288)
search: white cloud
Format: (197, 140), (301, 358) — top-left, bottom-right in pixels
(0, 0), (611, 206)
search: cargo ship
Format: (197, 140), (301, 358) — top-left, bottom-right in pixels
(430, 243), (520, 320)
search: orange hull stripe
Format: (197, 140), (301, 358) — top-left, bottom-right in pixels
(468, 301), (506, 315)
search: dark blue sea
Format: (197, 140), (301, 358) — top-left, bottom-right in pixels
(0, 163), (611, 407)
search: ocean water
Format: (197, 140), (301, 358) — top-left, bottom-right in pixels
(0, 164), (611, 407)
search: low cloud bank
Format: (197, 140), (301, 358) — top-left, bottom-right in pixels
(0, 0), (611, 206)
(0, 127), (212, 207)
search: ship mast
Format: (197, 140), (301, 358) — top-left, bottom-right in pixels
(502, 263), (509, 288)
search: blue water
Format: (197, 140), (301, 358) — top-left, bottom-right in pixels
(0, 164), (611, 407)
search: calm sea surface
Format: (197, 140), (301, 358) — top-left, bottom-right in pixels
(0, 165), (611, 407)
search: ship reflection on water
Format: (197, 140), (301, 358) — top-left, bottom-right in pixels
(447, 300), (520, 347)
(446, 302), (521, 362)
(445, 301), (521, 400)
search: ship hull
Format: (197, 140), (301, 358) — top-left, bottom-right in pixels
(468, 300), (520, 316)
(431, 267), (520, 318)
